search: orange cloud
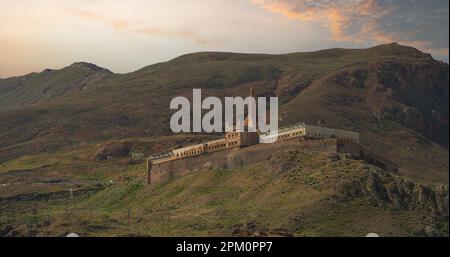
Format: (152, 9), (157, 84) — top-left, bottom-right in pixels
(252, 0), (382, 41)
(252, 0), (449, 58)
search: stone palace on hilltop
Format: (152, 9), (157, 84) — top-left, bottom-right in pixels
(144, 122), (392, 186)
(149, 122), (359, 165)
(146, 87), (397, 186)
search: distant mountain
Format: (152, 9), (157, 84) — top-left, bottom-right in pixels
(0, 43), (448, 185)
(0, 62), (112, 109)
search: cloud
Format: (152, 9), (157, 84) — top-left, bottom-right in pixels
(252, 0), (449, 58)
(135, 27), (213, 47)
(65, 7), (215, 46)
(66, 8), (130, 30)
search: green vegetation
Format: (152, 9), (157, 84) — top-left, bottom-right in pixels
(1, 151), (447, 237)
(0, 43), (448, 237)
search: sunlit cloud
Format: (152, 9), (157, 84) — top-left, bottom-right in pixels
(66, 8), (130, 30)
(252, 0), (449, 58)
(65, 7), (216, 46)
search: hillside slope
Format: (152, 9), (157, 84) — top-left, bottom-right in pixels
(0, 62), (112, 109)
(1, 151), (447, 237)
(0, 43), (448, 186)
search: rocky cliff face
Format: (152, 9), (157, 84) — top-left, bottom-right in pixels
(369, 61), (449, 143)
(324, 59), (449, 139)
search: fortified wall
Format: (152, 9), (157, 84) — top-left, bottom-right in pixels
(147, 138), (398, 185)
(335, 140), (398, 172)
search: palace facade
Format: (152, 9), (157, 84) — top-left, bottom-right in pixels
(148, 123), (360, 166)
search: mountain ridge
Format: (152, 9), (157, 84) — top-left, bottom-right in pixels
(0, 42), (440, 80)
(0, 43), (448, 186)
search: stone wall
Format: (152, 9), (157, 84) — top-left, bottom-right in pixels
(147, 138), (398, 185)
(304, 124), (360, 143)
(335, 139), (398, 172)
(147, 138), (339, 185)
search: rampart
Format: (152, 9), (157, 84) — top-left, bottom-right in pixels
(147, 138), (398, 185)
(335, 139), (398, 172)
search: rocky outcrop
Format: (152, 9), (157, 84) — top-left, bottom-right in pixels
(340, 169), (449, 220)
(93, 142), (133, 161)
(333, 68), (369, 88)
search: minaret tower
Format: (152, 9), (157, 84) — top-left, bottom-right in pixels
(240, 86), (259, 146)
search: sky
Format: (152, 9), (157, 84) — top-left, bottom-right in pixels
(0, 0), (448, 78)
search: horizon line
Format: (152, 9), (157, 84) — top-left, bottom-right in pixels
(1, 42), (448, 80)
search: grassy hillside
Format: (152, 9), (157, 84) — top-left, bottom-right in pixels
(1, 150), (447, 237)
